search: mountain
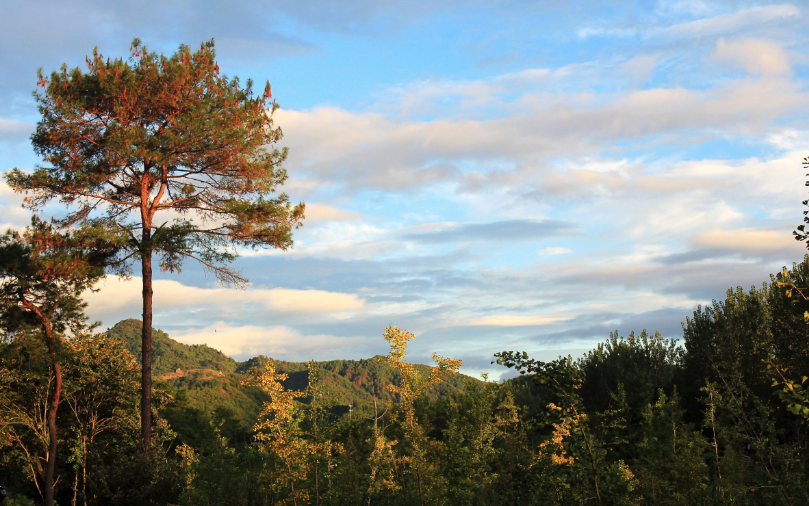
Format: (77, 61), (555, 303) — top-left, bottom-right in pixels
(106, 319), (477, 422)
(106, 319), (238, 376)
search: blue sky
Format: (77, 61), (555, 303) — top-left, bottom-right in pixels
(1, 0), (808, 377)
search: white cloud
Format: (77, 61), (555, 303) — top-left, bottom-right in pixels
(462, 315), (570, 327)
(171, 322), (372, 360)
(577, 27), (637, 39)
(266, 287), (365, 313)
(0, 182), (35, 231)
(767, 129), (809, 151)
(538, 247), (572, 256)
(86, 277), (366, 321)
(278, 76), (807, 194)
(712, 38), (791, 75)
(691, 228), (801, 252)
(0, 118), (34, 139)
(303, 202), (364, 223)
(661, 4), (799, 39)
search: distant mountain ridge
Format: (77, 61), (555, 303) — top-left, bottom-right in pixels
(105, 319), (476, 419)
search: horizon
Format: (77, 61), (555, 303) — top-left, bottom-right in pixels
(1, 0), (808, 379)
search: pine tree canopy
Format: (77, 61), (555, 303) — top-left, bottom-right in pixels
(6, 38), (304, 284)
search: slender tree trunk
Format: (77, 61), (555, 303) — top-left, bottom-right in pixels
(73, 467), (78, 506)
(43, 318), (61, 506)
(82, 436), (87, 506)
(141, 230), (153, 454)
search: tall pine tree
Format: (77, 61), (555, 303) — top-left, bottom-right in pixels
(5, 39), (304, 452)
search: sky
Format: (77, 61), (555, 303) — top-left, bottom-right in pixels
(1, 0), (808, 378)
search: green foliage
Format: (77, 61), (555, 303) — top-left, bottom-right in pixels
(5, 495), (37, 506)
(107, 319), (475, 425)
(577, 330), (684, 414)
(633, 390), (709, 504)
(683, 256), (809, 406)
(0, 218), (123, 506)
(0, 217), (121, 340)
(0, 331), (187, 505)
(0, 333), (53, 500)
(107, 319), (238, 376)
(251, 355), (474, 415)
(176, 441), (273, 506)
(700, 376), (808, 505)
(5, 309), (809, 505)
(774, 373), (809, 419)
(493, 351), (637, 505)
(771, 269), (809, 422)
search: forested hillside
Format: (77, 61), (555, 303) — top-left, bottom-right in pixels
(106, 319), (475, 422)
(107, 319), (239, 376)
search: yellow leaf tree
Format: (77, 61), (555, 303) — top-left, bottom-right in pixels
(379, 326), (461, 506)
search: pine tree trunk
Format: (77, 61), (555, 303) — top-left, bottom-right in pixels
(43, 318), (61, 506)
(141, 233), (153, 454)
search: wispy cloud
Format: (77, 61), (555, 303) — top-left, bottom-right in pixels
(538, 247), (572, 256)
(463, 314), (571, 327)
(402, 220), (578, 244)
(0, 118), (34, 139)
(660, 4), (800, 39)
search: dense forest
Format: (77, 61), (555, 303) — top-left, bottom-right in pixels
(1, 40), (808, 506)
(1, 258), (809, 505)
